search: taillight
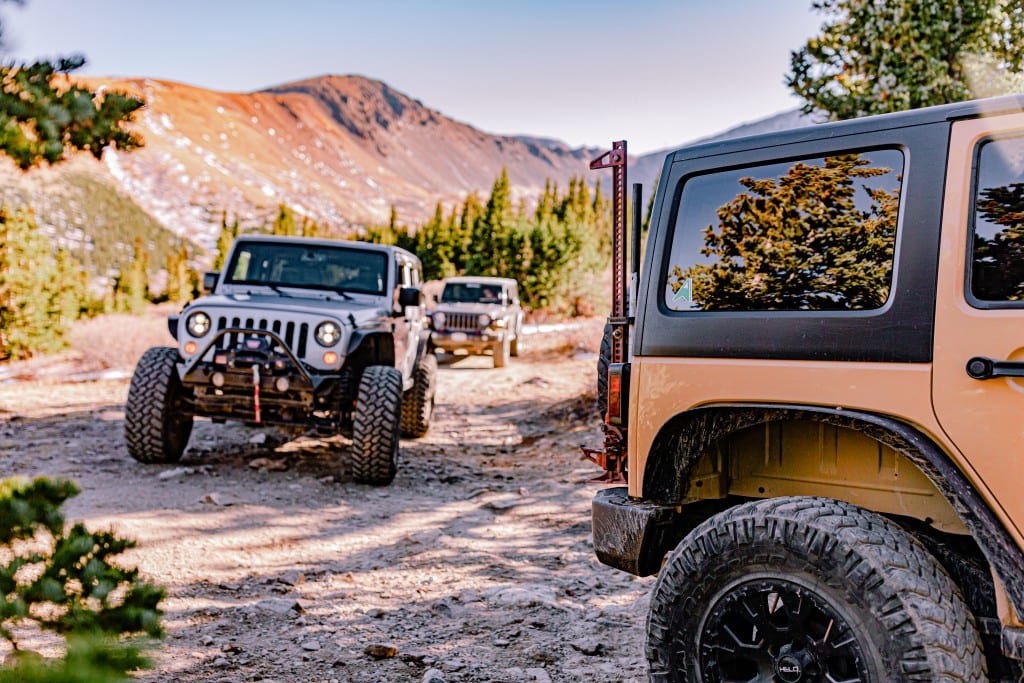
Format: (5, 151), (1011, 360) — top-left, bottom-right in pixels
(606, 362), (630, 426)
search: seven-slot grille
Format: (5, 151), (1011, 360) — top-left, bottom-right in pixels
(443, 312), (482, 331)
(215, 316), (310, 360)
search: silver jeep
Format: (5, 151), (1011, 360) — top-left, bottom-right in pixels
(124, 236), (436, 485)
(429, 276), (523, 368)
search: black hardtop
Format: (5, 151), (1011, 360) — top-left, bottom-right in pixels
(668, 94), (1024, 163)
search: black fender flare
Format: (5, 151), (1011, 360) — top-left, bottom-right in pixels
(346, 330), (396, 368)
(641, 404), (1024, 619)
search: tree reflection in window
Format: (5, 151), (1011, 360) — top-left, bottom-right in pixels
(972, 137), (1024, 303)
(666, 151), (903, 311)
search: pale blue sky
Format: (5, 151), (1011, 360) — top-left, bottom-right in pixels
(2, 0), (823, 154)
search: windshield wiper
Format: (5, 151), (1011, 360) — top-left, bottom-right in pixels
(324, 287), (354, 300)
(264, 284), (294, 297)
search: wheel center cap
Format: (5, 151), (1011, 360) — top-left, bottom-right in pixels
(775, 654), (804, 682)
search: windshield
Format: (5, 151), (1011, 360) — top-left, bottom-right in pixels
(441, 282), (504, 304)
(226, 242), (388, 295)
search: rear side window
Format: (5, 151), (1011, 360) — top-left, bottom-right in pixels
(664, 150), (904, 312)
(970, 135), (1024, 305)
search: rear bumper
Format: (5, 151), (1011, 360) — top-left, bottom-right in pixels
(593, 490), (760, 577)
(591, 487), (679, 577)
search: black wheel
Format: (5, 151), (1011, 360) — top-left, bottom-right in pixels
(124, 346), (194, 463)
(351, 365), (403, 486)
(510, 329), (520, 357)
(647, 496), (985, 683)
(400, 352), (437, 438)
(493, 337), (510, 368)
(597, 323), (611, 417)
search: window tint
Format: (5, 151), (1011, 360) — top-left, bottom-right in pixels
(971, 135), (1024, 304)
(226, 242), (387, 295)
(664, 150), (904, 312)
(441, 282), (501, 304)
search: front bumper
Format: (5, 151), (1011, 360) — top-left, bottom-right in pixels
(431, 329), (505, 353)
(178, 327), (348, 428)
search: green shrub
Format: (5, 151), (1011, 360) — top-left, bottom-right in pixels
(0, 477), (164, 680)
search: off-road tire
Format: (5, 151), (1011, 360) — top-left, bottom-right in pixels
(597, 323), (611, 418)
(125, 346), (194, 464)
(647, 496), (985, 682)
(493, 337), (510, 368)
(510, 329), (520, 357)
(400, 352), (437, 438)
(351, 365), (403, 485)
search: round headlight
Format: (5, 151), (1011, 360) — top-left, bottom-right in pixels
(315, 321), (342, 346)
(186, 312), (211, 337)
(432, 312), (446, 329)
(478, 313), (492, 328)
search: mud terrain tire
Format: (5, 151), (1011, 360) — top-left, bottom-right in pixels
(401, 353), (437, 438)
(351, 365), (403, 485)
(510, 331), (520, 357)
(647, 496), (985, 683)
(125, 346), (194, 463)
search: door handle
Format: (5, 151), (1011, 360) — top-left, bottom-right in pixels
(966, 356), (1024, 380)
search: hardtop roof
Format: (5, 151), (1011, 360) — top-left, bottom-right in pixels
(668, 93), (1024, 163)
(231, 235), (419, 263)
(443, 276), (518, 287)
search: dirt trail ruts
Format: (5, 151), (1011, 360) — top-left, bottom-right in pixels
(0, 339), (652, 682)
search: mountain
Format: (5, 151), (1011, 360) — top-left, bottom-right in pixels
(630, 109), (820, 196)
(0, 74), (602, 261)
(0, 74), (818, 276)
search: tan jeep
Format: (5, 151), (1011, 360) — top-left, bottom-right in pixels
(589, 95), (1024, 681)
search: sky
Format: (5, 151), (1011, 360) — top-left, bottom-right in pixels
(2, 0), (824, 155)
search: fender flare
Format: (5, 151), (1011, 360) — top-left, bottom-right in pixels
(346, 330), (396, 368)
(641, 404), (1024, 619)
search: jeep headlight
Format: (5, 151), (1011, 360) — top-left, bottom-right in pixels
(432, 312), (445, 329)
(477, 313), (491, 328)
(315, 321), (342, 346)
(186, 311), (211, 337)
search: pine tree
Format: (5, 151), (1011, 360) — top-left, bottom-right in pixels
(114, 237), (150, 315)
(53, 248), (85, 330)
(165, 241), (194, 305)
(0, 58), (143, 169)
(272, 203), (298, 236)
(0, 207), (67, 359)
(214, 211), (239, 271)
(788, 0), (1024, 120)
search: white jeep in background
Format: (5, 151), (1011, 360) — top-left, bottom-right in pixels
(428, 276), (523, 368)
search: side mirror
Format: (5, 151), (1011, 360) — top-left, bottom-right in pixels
(432, 293), (439, 304)
(398, 286), (423, 309)
(202, 271), (220, 293)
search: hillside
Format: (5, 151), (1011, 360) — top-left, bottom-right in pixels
(631, 108), (819, 194)
(0, 73), (817, 275)
(0, 75), (603, 258)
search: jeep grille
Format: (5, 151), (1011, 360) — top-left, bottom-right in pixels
(215, 316), (310, 360)
(443, 313), (481, 332)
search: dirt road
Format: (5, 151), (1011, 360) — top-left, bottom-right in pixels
(0, 328), (652, 682)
